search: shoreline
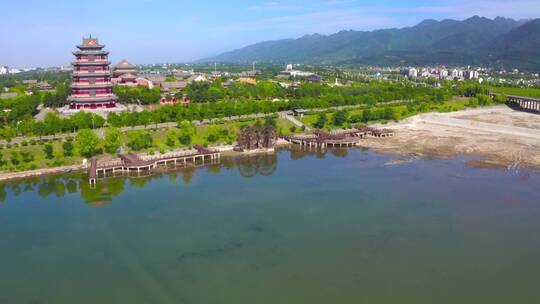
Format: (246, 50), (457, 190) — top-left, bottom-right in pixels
(3, 106), (540, 182)
(0, 165), (85, 183)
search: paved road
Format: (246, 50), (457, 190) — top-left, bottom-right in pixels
(284, 115), (311, 131)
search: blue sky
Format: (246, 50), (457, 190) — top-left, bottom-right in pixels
(1, 0), (539, 67)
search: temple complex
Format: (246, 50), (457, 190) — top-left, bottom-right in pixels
(67, 36), (118, 110)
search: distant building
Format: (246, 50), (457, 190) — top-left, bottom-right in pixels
(160, 96), (190, 105)
(113, 60), (137, 84)
(306, 74), (322, 83)
(465, 70), (479, 80)
(239, 70), (257, 77)
(0, 92), (18, 99)
(22, 80), (39, 85)
(408, 68), (418, 78)
(172, 70), (193, 78)
(238, 77), (257, 85)
(292, 109), (307, 118)
(192, 74), (208, 82)
(439, 69), (448, 78)
(420, 69), (430, 78)
(0, 66), (9, 75)
(160, 81), (187, 91)
(145, 75), (166, 86)
(38, 81), (54, 91)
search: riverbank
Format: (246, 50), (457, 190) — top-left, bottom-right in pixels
(0, 164), (84, 183)
(362, 105), (540, 169)
(3, 105), (539, 182)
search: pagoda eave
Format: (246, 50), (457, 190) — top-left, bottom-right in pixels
(68, 95), (118, 103)
(73, 51), (109, 56)
(76, 44), (105, 49)
(72, 61), (111, 66)
(72, 84), (113, 89)
(72, 72), (112, 77)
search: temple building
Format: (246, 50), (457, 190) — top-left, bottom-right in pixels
(67, 36), (118, 110)
(113, 60), (138, 85)
(112, 60), (153, 88)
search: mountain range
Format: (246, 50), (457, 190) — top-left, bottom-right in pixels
(203, 16), (540, 70)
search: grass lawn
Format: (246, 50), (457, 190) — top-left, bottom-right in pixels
(0, 140), (83, 172)
(276, 118), (304, 135)
(488, 86), (540, 99)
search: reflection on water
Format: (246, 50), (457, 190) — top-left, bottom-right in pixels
(1, 147), (540, 304)
(0, 148), (345, 205)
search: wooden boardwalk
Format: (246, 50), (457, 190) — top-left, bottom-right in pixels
(89, 145), (220, 186)
(283, 127), (394, 148)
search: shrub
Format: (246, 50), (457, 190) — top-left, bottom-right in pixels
(206, 133), (218, 142)
(20, 151), (34, 162)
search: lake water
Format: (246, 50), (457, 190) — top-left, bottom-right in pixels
(1, 148), (540, 304)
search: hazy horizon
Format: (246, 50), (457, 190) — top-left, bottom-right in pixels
(1, 0), (539, 68)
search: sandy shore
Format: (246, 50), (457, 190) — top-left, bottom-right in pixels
(361, 105), (540, 169)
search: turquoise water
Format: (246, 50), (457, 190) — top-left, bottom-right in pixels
(1, 148), (540, 303)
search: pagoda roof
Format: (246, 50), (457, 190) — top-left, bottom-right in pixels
(77, 37), (105, 49)
(114, 60), (136, 69)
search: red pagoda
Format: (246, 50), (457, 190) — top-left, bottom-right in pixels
(68, 36), (118, 110)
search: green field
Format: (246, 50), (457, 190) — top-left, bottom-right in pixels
(488, 87), (540, 99)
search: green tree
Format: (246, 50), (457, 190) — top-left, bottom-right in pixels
(10, 151), (19, 166)
(43, 112), (63, 135)
(165, 128), (178, 148)
(178, 120), (196, 145)
(20, 150), (34, 163)
(314, 113), (327, 129)
(44, 143), (54, 159)
(264, 116), (277, 128)
(127, 130), (153, 151)
(103, 127), (122, 154)
(332, 110), (348, 126)
(0, 152), (6, 167)
(76, 129), (101, 157)
(63, 137), (74, 157)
